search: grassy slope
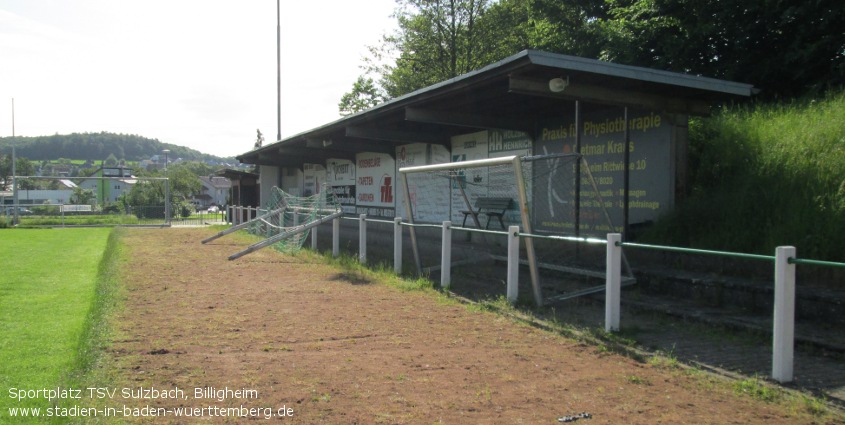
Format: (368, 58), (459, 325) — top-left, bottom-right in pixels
(0, 228), (111, 421)
(643, 91), (845, 261)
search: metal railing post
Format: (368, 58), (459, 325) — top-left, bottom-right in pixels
(311, 222), (318, 250)
(507, 225), (520, 303)
(773, 246), (796, 383)
(441, 221), (451, 289)
(332, 216), (340, 258)
(359, 214), (367, 264)
(394, 217), (403, 274)
(606, 233), (622, 332)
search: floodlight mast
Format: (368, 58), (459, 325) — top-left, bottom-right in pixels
(11, 98), (18, 226)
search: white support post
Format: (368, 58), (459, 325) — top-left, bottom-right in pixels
(441, 221), (452, 289)
(772, 246), (796, 383)
(394, 217), (403, 274)
(332, 216), (340, 258)
(506, 225), (520, 303)
(359, 214), (367, 264)
(236, 206), (242, 225)
(605, 233), (622, 332)
(311, 222), (318, 250)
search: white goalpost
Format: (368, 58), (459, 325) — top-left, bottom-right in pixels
(202, 185), (342, 260)
(399, 153), (632, 306)
(399, 155), (544, 306)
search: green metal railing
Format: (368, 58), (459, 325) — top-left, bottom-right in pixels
(617, 241), (776, 262)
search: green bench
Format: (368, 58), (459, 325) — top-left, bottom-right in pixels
(460, 197), (514, 229)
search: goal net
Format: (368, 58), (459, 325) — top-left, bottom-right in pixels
(399, 153), (630, 305)
(247, 186), (340, 253)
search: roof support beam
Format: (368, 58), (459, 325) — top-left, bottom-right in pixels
(345, 125), (449, 145)
(508, 76), (712, 116)
(404, 107), (535, 139)
(257, 154), (308, 169)
(279, 146), (355, 161)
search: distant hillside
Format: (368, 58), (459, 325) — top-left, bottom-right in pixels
(0, 132), (234, 163)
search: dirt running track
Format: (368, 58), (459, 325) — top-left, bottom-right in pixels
(109, 228), (822, 424)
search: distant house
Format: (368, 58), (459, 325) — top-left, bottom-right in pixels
(192, 176), (231, 208)
(78, 166), (137, 205)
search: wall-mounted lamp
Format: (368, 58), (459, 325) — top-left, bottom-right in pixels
(322, 140), (333, 147)
(549, 76), (570, 93)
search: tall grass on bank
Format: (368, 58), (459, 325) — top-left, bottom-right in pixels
(0, 228), (111, 422)
(643, 91), (845, 261)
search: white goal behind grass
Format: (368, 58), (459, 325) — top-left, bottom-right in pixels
(203, 186), (342, 260)
(399, 153), (631, 306)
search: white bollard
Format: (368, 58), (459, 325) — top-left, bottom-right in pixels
(605, 233), (622, 332)
(772, 246), (796, 383)
(441, 221), (452, 289)
(359, 214), (367, 264)
(394, 217), (403, 274)
(506, 226), (520, 303)
(332, 217), (340, 258)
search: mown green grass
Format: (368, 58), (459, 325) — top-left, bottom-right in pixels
(0, 228), (112, 422)
(643, 90), (845, 261)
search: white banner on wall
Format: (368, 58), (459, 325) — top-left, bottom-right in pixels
(327, 158), (356, 214)
(303, 163), (326, 196)
(487, 130), (532, 227)
(449, 131), (489, 224)
(355, 152), (396, 218)
(397, 143), (451, 223)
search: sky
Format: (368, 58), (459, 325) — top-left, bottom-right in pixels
(0, 0), (398, 158)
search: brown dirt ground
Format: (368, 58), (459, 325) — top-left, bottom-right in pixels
(107, 228), (829, 424)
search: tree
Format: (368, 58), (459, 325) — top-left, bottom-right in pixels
(70, 187), (96, 205)
(352, 0), (500, 99)
(0, 155), (36, 190)
(482, 0), (607, 59)
(595, 0), (845, 98)
(166, 165), (202, 201)
(338, 76), (387, 116)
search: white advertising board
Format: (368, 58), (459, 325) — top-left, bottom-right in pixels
(303, 163), (326, 196)
(355, 152), (396, 218)
(449, 131), (489, 224)
(397, 143), (451, 223)
(326, 158), (356, 214)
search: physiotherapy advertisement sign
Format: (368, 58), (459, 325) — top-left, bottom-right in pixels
(534, 108), (673, 236)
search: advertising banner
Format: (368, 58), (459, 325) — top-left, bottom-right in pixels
(534, 108), (673, 236)
(396, 143), (451, 223)
(326, 158), (356, 214)
(449, 131), (488, 224)
(355, 152), (396, 218)
(302, 163), (326, 196)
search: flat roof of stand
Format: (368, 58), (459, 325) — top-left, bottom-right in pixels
(238, 49), (755, 166)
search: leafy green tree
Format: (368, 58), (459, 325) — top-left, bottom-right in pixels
(595, 0), (845, 98)
(482, 0), (607, 59)
(0, 155), (36, 190)
(166, 165), (202, 202)
(356, 0), (499, 98)
(338, 76), (388, 115)
(70, 187), (96, 205)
